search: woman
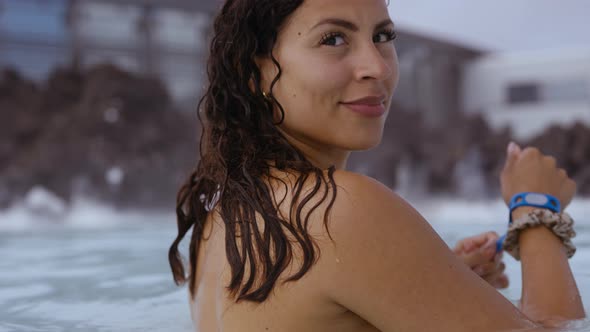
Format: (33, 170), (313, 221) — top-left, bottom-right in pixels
(169, 0), (585, 330)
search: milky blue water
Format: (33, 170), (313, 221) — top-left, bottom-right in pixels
(1, 198), (589, 332)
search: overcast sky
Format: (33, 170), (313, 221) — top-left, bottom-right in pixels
(388, 0), (590, 53)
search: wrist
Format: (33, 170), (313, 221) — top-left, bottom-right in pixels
(509, 193), (561, 221)
(503, 209), (577, 260)
(520, 224), (565, 248)
(511, 206), (536, 220)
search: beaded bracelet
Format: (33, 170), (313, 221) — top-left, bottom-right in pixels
(502, 208), (577, 261)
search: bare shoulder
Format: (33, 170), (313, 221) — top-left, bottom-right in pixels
(330, 168), (390, 195)
(320, 169), (441, 272)
(313, 170), (540, 332)
(268, 168), (403, 232)
(271, 168), (427, 238)
(325, 169), (416, 233)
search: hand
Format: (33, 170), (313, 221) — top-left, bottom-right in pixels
(453, 231), (509, 289)
(501, 142), (576, 211)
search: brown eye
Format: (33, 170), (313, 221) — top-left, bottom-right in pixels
(320, 32), (346, 46)
(373, 29), (397, 43)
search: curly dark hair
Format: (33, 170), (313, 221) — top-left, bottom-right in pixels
(168, 0), (339, 303)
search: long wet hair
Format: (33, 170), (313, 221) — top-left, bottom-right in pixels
(168, 0), (338, 303)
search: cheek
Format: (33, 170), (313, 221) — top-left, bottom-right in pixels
(386, 47), (400, 92)
(272, 63), (347, 145)
(278, 53), (350, 106)
(305, 63), (349, 95)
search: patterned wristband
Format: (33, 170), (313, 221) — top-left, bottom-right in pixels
(502, 209), (576, 261)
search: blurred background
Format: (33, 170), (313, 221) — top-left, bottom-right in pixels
(1, 1), (590, 331)
(2, 0), (590, 213)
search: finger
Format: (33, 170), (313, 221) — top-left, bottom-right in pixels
(458, 232), (499, 253)
(543, 156), (557, 169)
(453, 238), (478, 254)
(475, 260), (505, 277)
(452, 240), (467, 254)
(503, 142), (522, 171)
(459, 238), (482, 253)
(493, 254), (505, 267)
(521, 146), (541, 157)
(483, 262), (506, 278)
(464, 245), (498, 269)
(490, 274), (510, 289)
(482, 272), (508, 291)
(568, 179), (578, 196)
(492, 252), (504, 265)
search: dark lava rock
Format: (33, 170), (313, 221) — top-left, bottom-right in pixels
(527, 121), (590, 195)
(350, 107), (590, 197)
(1, 64), (198, 210)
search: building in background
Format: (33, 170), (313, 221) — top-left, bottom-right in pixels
(3, 0), (589, 138)
(463, 48), (590, 140)
(2, 0), (590, 199)
(0, 0), (215, 110)
(392, 31), (482, 125)
(0, 0), (484, 120)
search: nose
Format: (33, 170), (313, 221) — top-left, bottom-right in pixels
(353, 44), (395, 82)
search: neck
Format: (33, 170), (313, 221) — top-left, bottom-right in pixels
(303, 146), (350, 170)
(279, 130), (350, 170)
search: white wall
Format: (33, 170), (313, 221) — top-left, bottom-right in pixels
(462, 48), (590, 140)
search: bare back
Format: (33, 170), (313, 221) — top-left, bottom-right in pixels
(190, 170), (543, 332)
(191, 209), (379, 332)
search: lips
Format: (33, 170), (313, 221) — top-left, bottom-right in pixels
(341, 95), (387, 117)
(342, 96), (386, 106)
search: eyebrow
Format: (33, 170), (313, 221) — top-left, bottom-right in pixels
(309, 18), (394, 33)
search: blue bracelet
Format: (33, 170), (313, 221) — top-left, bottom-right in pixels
(496, 234), (506, 253)
(495, 193), (561, 252)
(508, 192), (560, 222)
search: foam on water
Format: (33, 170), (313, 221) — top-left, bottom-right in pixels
(412, 196), (590, 225)
(1, 194), (590, 331)
(0, 213), (191, 332)
(0, 192), (174, 233)
(2, 188), (588, 232)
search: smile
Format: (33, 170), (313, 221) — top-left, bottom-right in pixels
(341, 103), (386, 117)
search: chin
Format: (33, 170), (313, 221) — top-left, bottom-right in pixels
(344, 133), (384, 151)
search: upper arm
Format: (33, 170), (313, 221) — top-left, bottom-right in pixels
(319, 171), (541, 332)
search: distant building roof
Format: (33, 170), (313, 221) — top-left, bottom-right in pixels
(396, 26), (485, 58)
(85, 0), (221, 12)
(388, 1), (590, 53)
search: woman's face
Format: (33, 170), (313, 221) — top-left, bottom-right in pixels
(259, 0), (399, 165)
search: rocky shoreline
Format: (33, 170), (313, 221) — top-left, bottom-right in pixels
(1, 64), (589, 210)
(1, 64), (197, 210)
(350, 105), (590, 198)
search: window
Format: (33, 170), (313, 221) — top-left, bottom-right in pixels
(507, 83), (540, 104)
(507, 80), (589, 105)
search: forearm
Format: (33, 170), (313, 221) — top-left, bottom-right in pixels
(517, 208), (585, 325)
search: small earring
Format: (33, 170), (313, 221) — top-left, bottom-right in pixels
(262, 91), (272, 100)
